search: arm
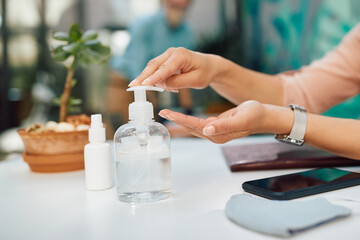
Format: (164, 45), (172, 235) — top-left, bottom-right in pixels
(304, 113), (360, 159)
(130, 25), (360, 159)
(159, 101), (360, 160)
(210, 57), (283, 106)
(131, 25), (360, 111)
(263, 105), (360, 159)
(129, 48), (284, 106)
(280, 24), (360, 113)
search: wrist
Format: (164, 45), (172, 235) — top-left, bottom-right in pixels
(259, 104), (294, 135)
(209, 55), (232, 85)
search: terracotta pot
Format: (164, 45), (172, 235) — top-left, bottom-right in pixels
(18, 129), (88, 172)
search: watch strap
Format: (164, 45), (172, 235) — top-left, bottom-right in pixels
(276, 104), (307, 146)
(289, 104), (307, 141)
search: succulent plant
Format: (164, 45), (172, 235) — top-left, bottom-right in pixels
(51, 23), (110, 122)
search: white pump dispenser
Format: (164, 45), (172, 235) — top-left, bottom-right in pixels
(127, 86), (164, 121)
(114, 86), (171, 203)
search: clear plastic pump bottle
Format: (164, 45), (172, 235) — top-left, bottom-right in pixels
(114, 86), (171, 203)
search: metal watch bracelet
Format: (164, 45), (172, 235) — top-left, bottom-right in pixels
(275, 104), (307, 146)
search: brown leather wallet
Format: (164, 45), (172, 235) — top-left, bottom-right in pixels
(221, 142), (360, 172)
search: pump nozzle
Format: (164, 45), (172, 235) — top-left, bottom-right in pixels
(127, 86), (164, 121)
(127, 86), (164, 102)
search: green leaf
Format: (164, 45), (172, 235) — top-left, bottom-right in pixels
(81, 30), (98, 41)
(62, 42), (81, 55)
(52, 31), (70, 41)
(67, 97), (82, 114)
(87, 43), (110, 57)
(52, 45), (71, 61)
(53, 97), (61, 106)
(68, 106), (82, 114)
(53, 96), (82, 113)
(71, 79), (77, 88)
(69, 23), (82, 42)
(77, 55), (92, 67)
(53, 52), (70, 61)
(83, 39), (100, 46)
(83, 48), (104, 64)
(70, 98), (82, 105)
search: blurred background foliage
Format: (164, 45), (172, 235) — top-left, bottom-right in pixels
(1, 0), (360, 134)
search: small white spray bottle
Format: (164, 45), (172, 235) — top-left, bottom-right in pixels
(84, 114), (113, 191)
(114, 86), (171, 203)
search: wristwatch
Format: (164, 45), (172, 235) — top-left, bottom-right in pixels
(275, 104), (307, 146)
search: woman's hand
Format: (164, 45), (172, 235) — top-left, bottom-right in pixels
(159, 100), (268, 144)
(129, 47), (222, 90)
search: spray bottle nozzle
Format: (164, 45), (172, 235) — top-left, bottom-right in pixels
(127, 86), (164, 121)
(90, 114), (103, 129)
(89, 114), (105, 143)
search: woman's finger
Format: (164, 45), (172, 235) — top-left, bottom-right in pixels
(155, 73), (190, 89)
(159, 109), (207, 133)
(159, 109), (241, 144)
(182, 122), (247, 144)
(159, 110), (209, 139)
(202, 115), (249, 136)
(206, 117), (218, 123)
(161, 71), (207, 90)
(182, 124), (242, 144)
(181, 126), (214, 141)
(129, 48), (174, 87)
(140, 54), (185, 86)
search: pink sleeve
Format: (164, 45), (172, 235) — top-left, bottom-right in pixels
(279, 24), (360, 114)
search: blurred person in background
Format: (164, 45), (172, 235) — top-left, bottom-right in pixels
(129, 23), (360, 160)
(108, 0), (195, 127)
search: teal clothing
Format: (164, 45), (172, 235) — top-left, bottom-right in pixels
(111, 9), (195, 81)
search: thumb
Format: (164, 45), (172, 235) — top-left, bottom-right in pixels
(202, 117), (241, 136)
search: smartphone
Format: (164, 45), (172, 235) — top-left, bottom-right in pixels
(242, 168), (360, 200)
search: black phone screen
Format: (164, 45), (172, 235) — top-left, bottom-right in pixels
(242, 168), (360, 200)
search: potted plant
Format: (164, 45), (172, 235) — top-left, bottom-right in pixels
(18, 23), (110, 172)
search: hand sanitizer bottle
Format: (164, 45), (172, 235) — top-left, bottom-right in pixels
(114, 86), (171, 203)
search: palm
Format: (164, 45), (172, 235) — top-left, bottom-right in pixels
(159, 100), (265, 143)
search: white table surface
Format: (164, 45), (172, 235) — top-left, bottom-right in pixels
(1, 136), (360, 240)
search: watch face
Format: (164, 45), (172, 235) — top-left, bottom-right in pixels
(275, 135), (304, 146)
(289, 104), (306, 112)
